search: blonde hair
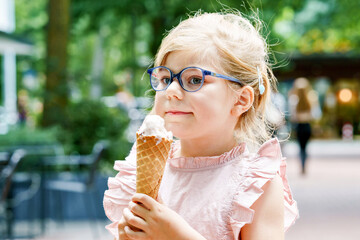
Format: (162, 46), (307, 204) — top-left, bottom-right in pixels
(154, 10), (283, 149)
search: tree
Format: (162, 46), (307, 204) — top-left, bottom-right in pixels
(42, 0), (70, 127)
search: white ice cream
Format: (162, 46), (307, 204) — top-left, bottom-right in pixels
(137, 115), (173, 140)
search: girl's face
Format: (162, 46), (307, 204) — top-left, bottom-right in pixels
(153, 50), (240, 142)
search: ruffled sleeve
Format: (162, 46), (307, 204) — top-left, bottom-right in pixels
(229, 138), (299, 239)
(103, 144), (137, 239)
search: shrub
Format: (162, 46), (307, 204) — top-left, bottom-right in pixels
(0, 126), (58, 146)
(59, 99), (132, 171)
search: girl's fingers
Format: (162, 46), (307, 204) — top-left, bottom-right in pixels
(124, 226), (147, 239)
(118, 218), (131, 240)
(123, 208), (147, 231)
(132, 193), (158, 210)
(129, 201), (148, 219)
(119, 229), (131, 240)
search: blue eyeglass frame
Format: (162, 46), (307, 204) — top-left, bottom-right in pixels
(147, 66), (244, 92)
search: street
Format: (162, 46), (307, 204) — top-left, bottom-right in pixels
(284, 141), (360, 240)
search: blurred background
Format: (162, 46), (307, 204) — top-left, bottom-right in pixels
(0, 0), (359, 239)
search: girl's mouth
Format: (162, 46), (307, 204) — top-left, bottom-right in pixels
(166, 111), (192, 115)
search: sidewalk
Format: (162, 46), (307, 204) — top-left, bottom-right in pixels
(29, 140), (360, 240)
(285, 157), (360, 239)
(282, 139), (360, 159)
(34, 220), (113, 240)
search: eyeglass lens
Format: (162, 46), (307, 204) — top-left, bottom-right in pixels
(150, 67), (204, 92)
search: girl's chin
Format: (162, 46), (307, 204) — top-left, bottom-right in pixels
(165, 123), (188, 138)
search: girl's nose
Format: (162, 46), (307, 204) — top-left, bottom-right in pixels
(166, 77), (184, 100)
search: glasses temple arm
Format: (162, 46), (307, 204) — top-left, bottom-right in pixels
(207, 71), (244, 86)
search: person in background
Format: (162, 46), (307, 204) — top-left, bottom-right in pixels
(17, 90), (28, 125)
(289, 77), (318, 175)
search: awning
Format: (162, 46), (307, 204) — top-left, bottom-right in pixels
(274, 53), (360, 80)
(0, 31), (33, 55)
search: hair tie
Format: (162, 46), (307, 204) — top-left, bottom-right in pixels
(257, 66), (265, 95)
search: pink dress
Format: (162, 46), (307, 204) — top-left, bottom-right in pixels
(103, 138), (299, 240)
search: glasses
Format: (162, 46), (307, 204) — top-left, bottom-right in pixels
(147, 66), (244, 92)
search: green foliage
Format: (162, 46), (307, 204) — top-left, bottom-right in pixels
(270, 0), (360, 54)
(59, 99), (132, 168)
(15, 0), (47, 74)
(0, 126), (58, 146)
(0, 101), (131, 172)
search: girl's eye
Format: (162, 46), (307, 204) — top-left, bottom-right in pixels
(162, 77), (171, 84)
(189, 77), (202, 85)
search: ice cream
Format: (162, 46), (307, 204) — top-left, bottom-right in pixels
(136, 115), (173, 199)
(137, 114), (173, 141)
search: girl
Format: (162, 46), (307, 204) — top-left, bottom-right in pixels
(104, 11), (298, 240)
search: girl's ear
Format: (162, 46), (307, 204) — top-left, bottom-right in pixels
(231, 86), (254, 117)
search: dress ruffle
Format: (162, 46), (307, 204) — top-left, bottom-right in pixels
(103, 146), (137, 239)
(168, 141), (246, 169)
(229, 138), (299, 238)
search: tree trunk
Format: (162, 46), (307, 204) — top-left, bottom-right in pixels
(150, 16), (166, 57)
(90, 28), (104, 99)
(42, 0), (70, 127)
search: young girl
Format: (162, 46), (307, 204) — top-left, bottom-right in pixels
(104, 11), (298, 240)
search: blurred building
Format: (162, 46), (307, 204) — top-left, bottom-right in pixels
(275, 53), (360, 139)
(0, 0), (33, 134)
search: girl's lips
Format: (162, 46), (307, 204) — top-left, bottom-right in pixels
(166, 111), (192, 115)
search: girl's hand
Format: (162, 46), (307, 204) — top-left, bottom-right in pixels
(122, 193), (206, 240)
(118, 216), (131, 240)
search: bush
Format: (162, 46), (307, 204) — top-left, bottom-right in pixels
(59, 99), (132, 171)
(0, 100), (132, 173)
(0, 126), (58, 146)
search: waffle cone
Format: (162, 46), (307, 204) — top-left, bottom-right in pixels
(136, 133), (172, 199)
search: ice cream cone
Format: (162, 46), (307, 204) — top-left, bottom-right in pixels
(136, 133), (172, 199)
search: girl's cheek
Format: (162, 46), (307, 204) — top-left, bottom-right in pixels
(153, 96), (164, 116)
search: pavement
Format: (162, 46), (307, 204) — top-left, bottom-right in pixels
(33, 220), (113, 240)
(284, 140), (360, 240)
(11, 140), (360, 240)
